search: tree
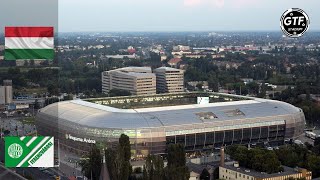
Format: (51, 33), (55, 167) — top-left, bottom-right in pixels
(33, 99), (41, 109)
(45, 97), (59, 106)
(30, 59), (35, 66)
(165, 144), (190, 180)
(79, 145), (102, 180)
(109, 88), (132, 97)
(196, 83), (203, 91)
(143, 155), (165, 180)
(227, 145), (282, 174)
(314, 137), (320, 146)
(213, 167), (219, 180)
(63, 94), (74, 100)
(24, 60), (29, 66)
(4, 129), (10, 135)
(119, 134), (131, 161)
(200, 168), (210, 180)
(306, 154), (320, 178)
(105, 134), (132, 180)
(47, 84), (59, 95)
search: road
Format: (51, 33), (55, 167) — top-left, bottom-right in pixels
(295, 129), (320, 146)
(58, 149), (83, 177)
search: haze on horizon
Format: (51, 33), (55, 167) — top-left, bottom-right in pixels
(0, 0), (320, 33)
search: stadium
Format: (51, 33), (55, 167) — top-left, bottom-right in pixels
(35, 92), (305, 157)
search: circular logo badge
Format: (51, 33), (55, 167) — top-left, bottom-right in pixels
(280, 8), (310, 38)
(8, 143), (23, 159)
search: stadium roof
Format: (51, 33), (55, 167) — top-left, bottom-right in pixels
(39, 95), (301, 129)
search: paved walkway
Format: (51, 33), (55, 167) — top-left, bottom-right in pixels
(57, 149), (83, 178)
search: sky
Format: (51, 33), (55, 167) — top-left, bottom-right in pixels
(0, 0), (319, 32)
(0, 0), (58, 33)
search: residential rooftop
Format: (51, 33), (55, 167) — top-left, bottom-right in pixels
(222, 162), (308, 179)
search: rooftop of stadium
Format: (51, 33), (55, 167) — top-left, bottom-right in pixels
(85, 92), (250, 109)
(38, 92), (302, 129)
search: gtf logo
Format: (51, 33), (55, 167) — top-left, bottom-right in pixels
(280, 8), (310, 38)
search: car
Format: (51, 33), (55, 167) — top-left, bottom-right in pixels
(267, 147), (273, 150)
(43, 170), (54, 176)
(294, 140), (303, 145)
(38, 167), (48, 171)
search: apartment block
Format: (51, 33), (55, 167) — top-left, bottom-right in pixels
(154, 67), (184, 93)
(219, 162), (312, 180)
(102, 67), (156, 95)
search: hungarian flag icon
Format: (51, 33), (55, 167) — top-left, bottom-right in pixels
(4, 27), (54, 60)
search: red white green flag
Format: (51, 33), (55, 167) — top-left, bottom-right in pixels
(5, 27), (54, 60)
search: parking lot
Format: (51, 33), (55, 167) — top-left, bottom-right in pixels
(0, 117), (36, 137)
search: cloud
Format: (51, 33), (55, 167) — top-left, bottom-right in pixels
(184, 0), (202, 6)
(231, 0), (258, 8)
(183, 0), (258, 8)
(212, 0), (225, 8)
(184, 0), (224, 7)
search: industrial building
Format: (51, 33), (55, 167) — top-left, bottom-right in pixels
(36, 92), (305, 157)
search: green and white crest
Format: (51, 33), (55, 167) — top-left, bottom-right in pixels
(5, 136), (54, 167)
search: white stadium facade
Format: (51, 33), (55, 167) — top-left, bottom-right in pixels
(35, 93), (305, 157)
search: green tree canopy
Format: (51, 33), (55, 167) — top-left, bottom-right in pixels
(200, 168), (210, 180)
(105, 134), (132, 180)
(79, 145), (102, 180)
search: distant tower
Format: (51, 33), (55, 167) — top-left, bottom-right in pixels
(220, 147), (225, 167)
(0, 80), (13, 104)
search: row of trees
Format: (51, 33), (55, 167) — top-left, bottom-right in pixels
(275, 144), (320, 178)
(80, 135), (191, 180)
(227, 145), (282, 174)
(273, 83), (320, 125)
(227, 144), (320, 178)
(79, 134), (132, 180)
(142, 144), (190, 180)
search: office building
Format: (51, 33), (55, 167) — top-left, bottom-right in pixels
(102, 67), (156, 95)
(154, 67), (184, 93)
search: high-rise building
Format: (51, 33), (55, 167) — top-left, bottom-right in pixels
(102, 67), (156, 95)
(0, 80), (13, 104)
(154, 67), (184, 93)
